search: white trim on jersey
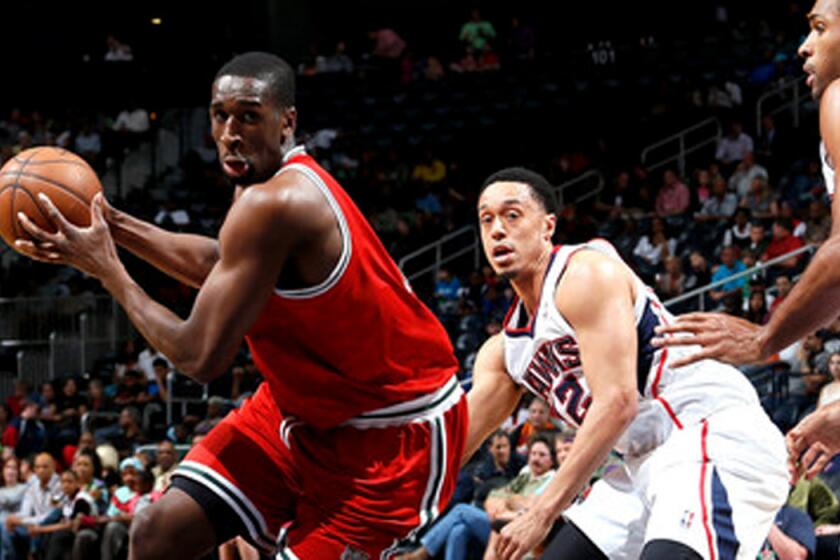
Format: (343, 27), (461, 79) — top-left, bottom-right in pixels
(379, 413), (449, 559)
(273, 162), (353, 299)
(172, 460), (277, 553)
(282, 145), (306, 163)
(341, 376), (462, 429)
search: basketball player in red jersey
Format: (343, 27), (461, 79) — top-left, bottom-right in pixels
(653, 0), (840, 480)
(14, 52), (467, 559)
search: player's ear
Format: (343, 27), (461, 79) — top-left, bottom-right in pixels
(544, 213), (557, 242)
(281, 107), (297, 139)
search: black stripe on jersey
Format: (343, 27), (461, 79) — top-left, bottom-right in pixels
(635, 299), (659, 394)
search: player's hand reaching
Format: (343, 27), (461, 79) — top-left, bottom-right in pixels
(14, 192), (123, 280)
(787, 400), (840, 483)
(495, 508), (552, 560)
(651, 312), (766, 367)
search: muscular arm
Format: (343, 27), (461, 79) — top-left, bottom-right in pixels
(106, 205), (219, 289)
(99, 174), (322, 383)
(462, 334), (524, 466)
(755, 82), (840, 356)
(528, 251), (639, 524)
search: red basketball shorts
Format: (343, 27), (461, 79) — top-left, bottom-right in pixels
(172, 378), (467, 558)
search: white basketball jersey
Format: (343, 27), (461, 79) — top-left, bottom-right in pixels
(503, 240), (760, 457)
(821, 141), (835, 199)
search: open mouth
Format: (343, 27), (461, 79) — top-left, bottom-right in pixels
(223, 158), (250, 178)
(492, 245), (514, 263)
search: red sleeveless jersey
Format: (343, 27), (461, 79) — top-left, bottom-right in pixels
(245, 147), (459, 429)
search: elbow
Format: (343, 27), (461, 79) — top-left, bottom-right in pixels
(609, 389), (639, 428)
(176, 353), (225, 385)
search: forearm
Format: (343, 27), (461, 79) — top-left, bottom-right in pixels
(109, 208), (219, 288)
(102, 267), (220, 383)
(530, 399), (633, 522)
(767, 525), (807, 560)
(761, 237), (840, 356)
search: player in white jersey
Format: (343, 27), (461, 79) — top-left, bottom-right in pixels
(464, 167), (787, 560)
(653, 0), (840, 481)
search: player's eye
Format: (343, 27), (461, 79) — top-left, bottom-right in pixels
(507, 211), (520, 220)
(480, 214), (493, 224)
(213, 110), (228, 123)
(242, 111), (259, 123)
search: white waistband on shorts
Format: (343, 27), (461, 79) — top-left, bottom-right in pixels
(341, 375), (463, 429)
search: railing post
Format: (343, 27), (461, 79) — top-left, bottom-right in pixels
(16, 351), (23, 380)
(79, 313), (88, 376)
(49, 332), (56, 380)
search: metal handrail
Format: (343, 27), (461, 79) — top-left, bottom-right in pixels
(756, 75), (810, 137)
(641, 118), (722, 177)
(397, 225), (480, 283)
(664, 244), (817, 310)
(553, 169), (605, 208)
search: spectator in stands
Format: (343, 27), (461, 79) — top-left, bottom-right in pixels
(769, 274), (794, 318)
(459, 8), (496, 51)
(818, 353), (840, 409)
(690, 168), (713, 212)
(91, 457), (142, 560)
(30, 469), (96, 560)
(152, 440), (177, 492)
(715, 120), (754, 170)
(95, 407), (145, 459)
(473, 431), (523, 491)
(71, 447), (107, 513)
(113, 101), (149, 136)
(695, 177), (738, 224)
(507, 16), (536, 62)
(746, 289), (769, 325)
(684, 250), (712, 292)
(0, 457), (26, 527)
(84, 380), (112, 417)
(710, 246), (747, 305)
(740, 176), (778, 221)
(194, 397), (226, 435)
(368, 28), (407, 61)
(477, 44), (501, 72)
(655, 255), (686, 301)
(137, 345), (170, 386)
(510, 398), (557, 456)
(4, 401), (47, 459)
(759, 505), (816, 560)
(747, 223), (770, 257)
(805, 199), (831, 245)
(655, 169), (690, 218)
(756, 115), (781, 163)
(729, 151), (768, 199)
(2, 453), (60, 559)
(789, 474), (840, 528)
(633, 217), (676, 282)
(397, 434), (556, 560)
(411, 149), (447, 185)
(104, 35), (133, 62)
(73, 123), (101, 167)
(435, 268), (462, 316)
(723, 207), (753, 250)
(321, 40), (354, 74)
(230, 360), (261, 402)
(595, 170), (644, 223)
(113, 370), (149, 408)
(6, 381), (33, 419)
(763, 217), (805, 274)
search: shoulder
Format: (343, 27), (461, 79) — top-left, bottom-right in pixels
(561, 249), (632, 295)
(221, 170), (334, 251)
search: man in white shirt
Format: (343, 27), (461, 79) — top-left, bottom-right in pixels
(715, 121), (754, 166)
(728, 152), (769, 199)
(2, 453), (62, 558)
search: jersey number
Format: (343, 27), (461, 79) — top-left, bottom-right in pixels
(554, 374), (592, 425)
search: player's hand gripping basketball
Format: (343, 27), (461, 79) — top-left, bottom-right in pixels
(651, 312), (766, 367)
(495, 507), (552, 560)
(787, 400), (840, 483)
(14, 192), (122, 280)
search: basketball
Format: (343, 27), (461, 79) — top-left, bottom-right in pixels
(0, 147), (102, 251)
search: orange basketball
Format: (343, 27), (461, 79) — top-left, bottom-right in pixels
(0, 147), (103, 252)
